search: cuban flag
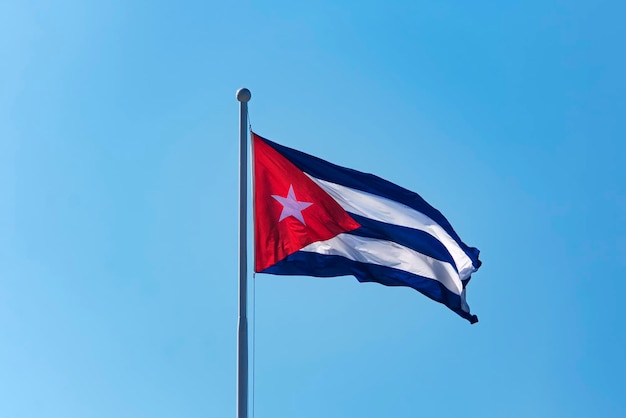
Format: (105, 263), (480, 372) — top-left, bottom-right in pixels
(253, 132), (482, 323)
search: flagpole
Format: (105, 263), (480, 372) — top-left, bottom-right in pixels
(236, 87), (251, 418)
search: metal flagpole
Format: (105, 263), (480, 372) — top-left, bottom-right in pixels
(236, 87), (251, 418)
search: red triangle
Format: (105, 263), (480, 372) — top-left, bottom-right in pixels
(253, 133), (361, 272)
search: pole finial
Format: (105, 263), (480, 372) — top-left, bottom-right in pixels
(236, 88), (251, 102)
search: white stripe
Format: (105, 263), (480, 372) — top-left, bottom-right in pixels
(309, 177), (476, 280)
(300, 234), (463, 295)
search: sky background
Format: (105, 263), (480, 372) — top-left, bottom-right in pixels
(2, 0), (625, 417)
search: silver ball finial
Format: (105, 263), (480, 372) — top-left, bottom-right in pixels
(236, 88), (251, 102)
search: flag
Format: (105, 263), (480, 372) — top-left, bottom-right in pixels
(253, 132), (482, 323)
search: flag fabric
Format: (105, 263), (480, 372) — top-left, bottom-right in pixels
(252, 132), (482, 323)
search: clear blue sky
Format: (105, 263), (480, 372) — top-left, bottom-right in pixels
(2, 1), (625, 417)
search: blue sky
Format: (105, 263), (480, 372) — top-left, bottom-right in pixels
(1, 0), (625, 417)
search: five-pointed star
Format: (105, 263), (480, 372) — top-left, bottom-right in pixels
(272, 185), (313, 225)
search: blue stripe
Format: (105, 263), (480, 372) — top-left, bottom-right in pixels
(262, 251), (478, 324)
(347, 214), (458, 272)
(256, 133), (481, 270)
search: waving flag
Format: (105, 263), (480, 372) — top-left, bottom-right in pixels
(253, 132), (482, 323)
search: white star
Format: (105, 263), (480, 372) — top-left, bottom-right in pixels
(272, 185), (313, 225)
